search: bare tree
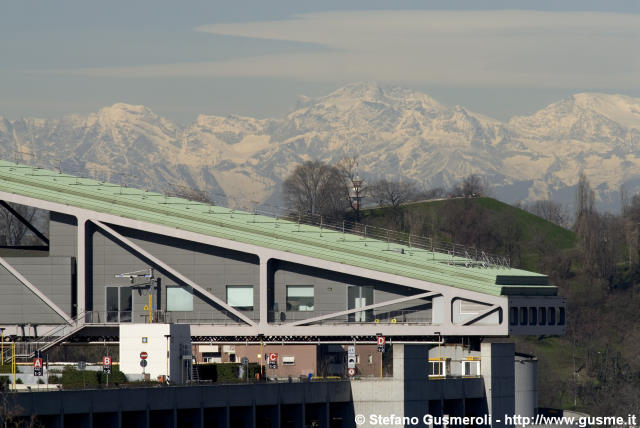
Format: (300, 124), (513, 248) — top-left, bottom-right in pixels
(369, 179), (419, 209)
(165, 184), (211, 204)
(450, 174), (486, 198)
(0, 203), (40, 246)
(524, 199), (569, 227)
(282, 161), (347, 217)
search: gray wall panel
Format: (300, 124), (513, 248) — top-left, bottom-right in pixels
(272, 261), (432, 324)
(88, 224), (260, 323)
(0, 256), (73, 324)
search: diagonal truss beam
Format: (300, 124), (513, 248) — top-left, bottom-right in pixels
(92, 220), (257, 327)
(462, 304), (500, 326)
(0, 200), (49, 245)
(0, 256), (72, 323)
(287, 291), (441, 327)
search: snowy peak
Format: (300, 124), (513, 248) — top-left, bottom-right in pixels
(508, 93), (640, 142)
(2, 83), (640, 211)
(572, 93), (640, 129)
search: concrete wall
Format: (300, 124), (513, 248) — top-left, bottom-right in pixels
(119, 324), (191, 383)
(6, 381), (354, 428)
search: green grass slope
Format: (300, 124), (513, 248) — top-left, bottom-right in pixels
(363, 197), (576, 272)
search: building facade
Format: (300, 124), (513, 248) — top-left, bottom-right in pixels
(0, 160), (566, 426)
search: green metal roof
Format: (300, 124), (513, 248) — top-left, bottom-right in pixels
(0, 160), (555, 297)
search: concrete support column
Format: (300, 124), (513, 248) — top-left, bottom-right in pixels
(258, 257), (268, 328)
(76, 217), (88, 316)
(481, 342), (515, 428)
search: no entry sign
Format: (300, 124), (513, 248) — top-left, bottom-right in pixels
(140, 352), (148, 360)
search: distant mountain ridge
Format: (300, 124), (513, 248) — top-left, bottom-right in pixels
(1, 82), (640, 210)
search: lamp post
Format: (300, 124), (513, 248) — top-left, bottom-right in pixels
(351, 175), (363, 222)
(0, 327), (5, 365)
(164, 334), (171, 384)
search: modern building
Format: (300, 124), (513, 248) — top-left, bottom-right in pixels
(0, 160), (566, 426)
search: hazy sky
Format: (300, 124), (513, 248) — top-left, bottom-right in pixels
(1, 0), (639, 123)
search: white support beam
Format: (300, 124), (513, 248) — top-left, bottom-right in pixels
(76, 217), (87, 316)
(0, 256), (73, 324)
(91, 220), (257, 327)
(259, 258), (269, 327)
(462, 305), (500, 326)
(287, 291), (441, 327)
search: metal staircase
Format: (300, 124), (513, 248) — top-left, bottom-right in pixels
(191, 364), (200, 383)
(13, 312), (88, 360)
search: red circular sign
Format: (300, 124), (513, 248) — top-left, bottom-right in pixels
(377, 336), (386, 346)
(140, 352), (148, 360)
(269, 353), (278, 362)
(347, 368), (356, 377)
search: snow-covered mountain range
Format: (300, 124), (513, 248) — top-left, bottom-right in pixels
(2, 82), (640, 211)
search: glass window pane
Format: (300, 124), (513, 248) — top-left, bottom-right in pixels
(120, 287), (132, 322)
(287, 285), (314, 311)
(227, 285), (253, 310)
(167, 286), (194, 311)
(106, 287), (119, 322)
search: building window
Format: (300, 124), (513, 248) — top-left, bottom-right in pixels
(519, 307), (528, 326)
(202, 352), (221, 363)
(106, 286), (132, 323)
(226, 285), (254, 310)
(286, 285), (314, 311)
(428, 359), (447, 378)
(509, 307), (518, 325)
(529, 307), (537, 325)
(548, 307), (556, 325)
(538, 307), (546, 325)
(559, 307), (566, 325)
(166, 286), (194, 311)
(462, 359), (481, 377)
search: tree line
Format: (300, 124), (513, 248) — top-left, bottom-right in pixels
(282, 158), (488, 221)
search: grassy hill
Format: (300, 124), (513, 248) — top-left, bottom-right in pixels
(362, 196), (576, 272)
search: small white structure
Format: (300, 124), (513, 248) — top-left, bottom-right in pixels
(119, 323), (191, 383)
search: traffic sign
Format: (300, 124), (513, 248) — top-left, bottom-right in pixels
(377, 335), (386, 353)
(140, 352), (148, 360)
(268, 352), (278, 369)
(103, 356), (112, 374)
(140, 359), (148, 368)
(347, 367), (356, 377)
(33, 358), (43, 377)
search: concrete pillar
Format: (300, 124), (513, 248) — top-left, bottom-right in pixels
(76, 217), (87, 315)
(259, 258), (268, 327)
(481, 342), (515, 428)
